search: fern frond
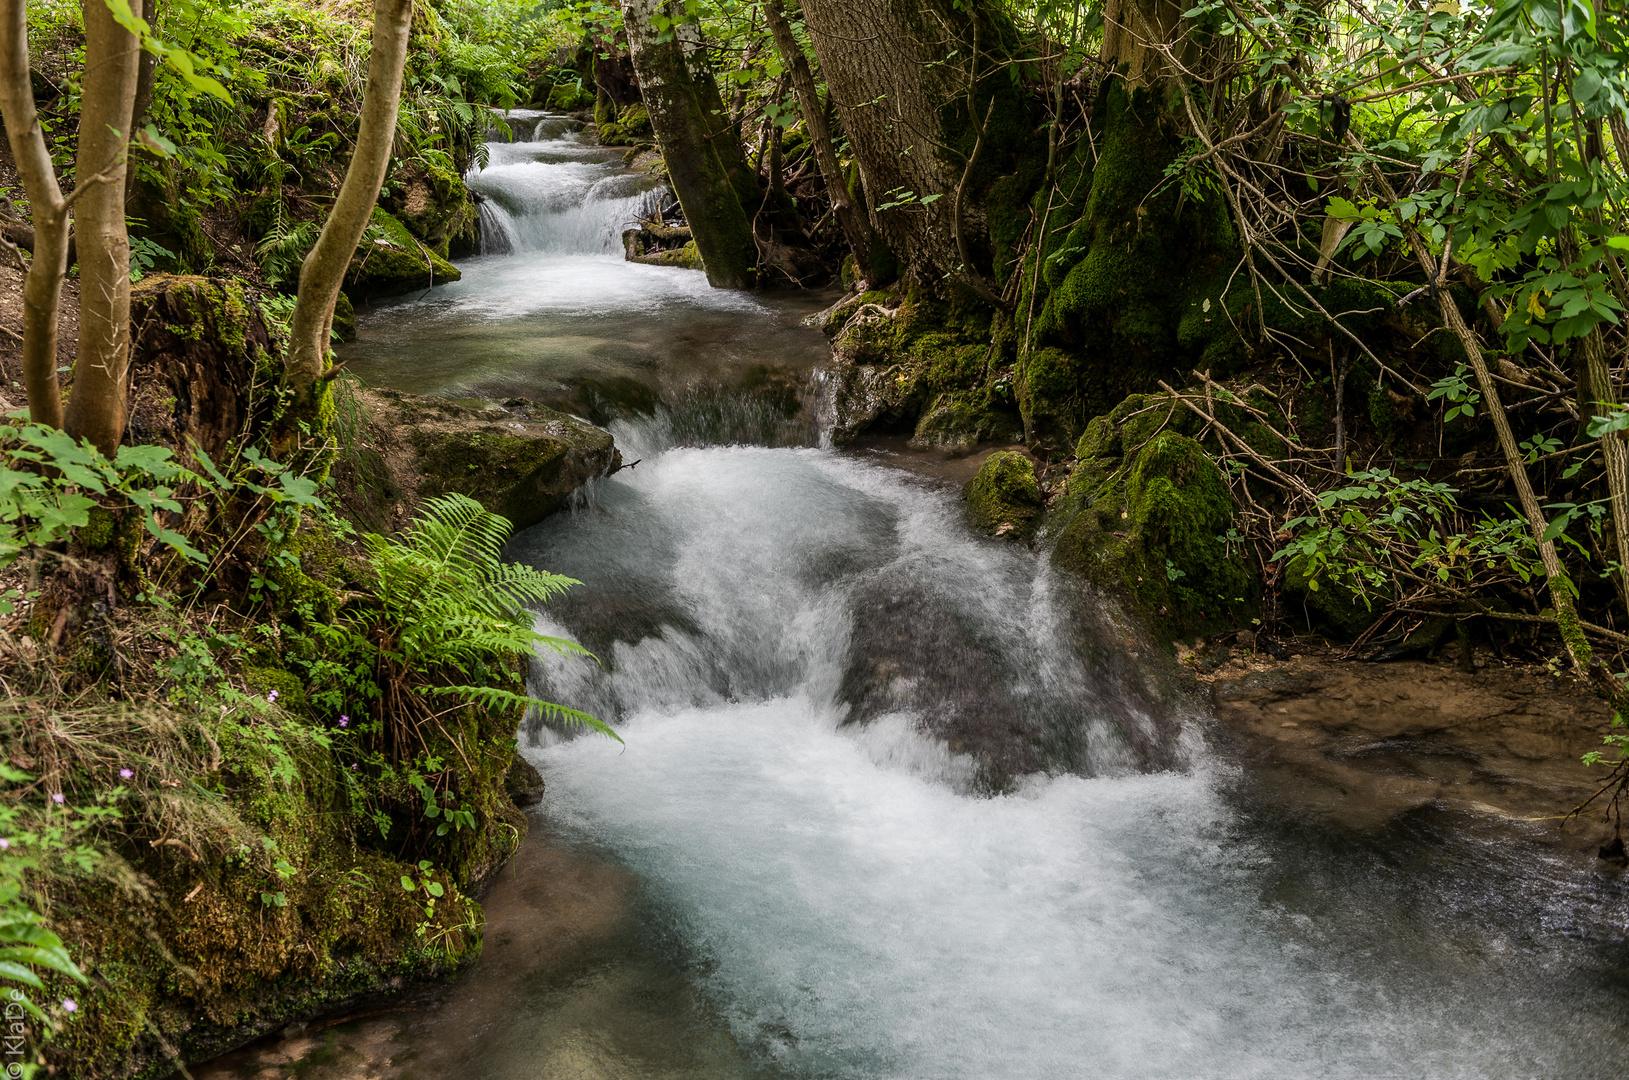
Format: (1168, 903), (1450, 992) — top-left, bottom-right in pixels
(427, 685), (620, 743)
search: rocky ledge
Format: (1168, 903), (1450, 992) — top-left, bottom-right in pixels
(341, 388), (621, 533)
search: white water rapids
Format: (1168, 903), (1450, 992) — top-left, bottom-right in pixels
(325, 110), (1629, 1079)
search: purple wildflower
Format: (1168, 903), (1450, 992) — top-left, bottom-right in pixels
(339, 715), (349, 728)
(119, 768), (133, 779)
(267, 689), (279, 703)
(62, 999), (76, 1013)
(0, 838), (10, 849)
(50, 793), (64, 805)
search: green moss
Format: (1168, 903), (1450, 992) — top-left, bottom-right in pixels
(965, 450), (1041, 540)
(241, 665), (309, 713)
(598, 102), (652, 146)
(913, 390), (1022, 451)
(1053, 425), (1253, 636)
(346, 208), (462, 300)
(547, 81), (594, 110)
(78, 505), (118, 549)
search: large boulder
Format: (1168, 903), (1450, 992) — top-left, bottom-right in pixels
(352, 389), (621, 532)
(1051, 406), (1256, 635)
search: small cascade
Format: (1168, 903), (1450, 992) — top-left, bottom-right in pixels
(470, 107), (665, 256)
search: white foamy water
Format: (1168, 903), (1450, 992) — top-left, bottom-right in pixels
(513, 445), (1629, 1080)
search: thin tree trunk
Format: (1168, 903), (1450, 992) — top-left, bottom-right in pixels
(63, 0), (141, 456)
(286, 0), (414, 406)
(621, 0), (756, 288)
(0, 0), (69, 429)
(761, 0), (873, 282)
(1379, 174), (1596, 675)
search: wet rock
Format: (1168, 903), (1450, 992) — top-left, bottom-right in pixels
(1601, 836), (1627, 865)
(910, 391), (1023, 453)
(964, 451), (1041, 540)
(505, 753), (546, 807)
(1209, 655), (1617, 844)
(840, 583), (1041, 784)
(357, 389), (620, 531)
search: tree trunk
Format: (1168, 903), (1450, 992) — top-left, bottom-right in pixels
(286, 0), (414, 409)
(797, 0), (966, 278)
(0, 0), (70, 429)
(762, 0), (874, 282)
(621, 0), (756, 289)
(63, 0), (141, 456)
(1100, 0), (1201, 86)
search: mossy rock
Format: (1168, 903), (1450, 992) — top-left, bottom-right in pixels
(965, 450), (1041, 540)
(1280, 555), (1390, 637)
(547, 81), (594, 111)
(598, 102), (652, 146)
(332, 290), (357, 342)
(389, 161), (477, 258)
(370, 390), (622, 531)
(912, 391), (1022, 452)
(1053, 429), (1254, 635)
(345, 207), (462, 301)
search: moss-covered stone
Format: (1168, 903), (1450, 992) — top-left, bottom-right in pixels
(598, 102), (653, 146)
(387, 161), (478, 259)
(912, 390), (1022, 452)
(1053, 424), (1254, 636)
(345, 208), (462, 301)
(965, 450), (1041, 540)
(364, 389), (622, 531)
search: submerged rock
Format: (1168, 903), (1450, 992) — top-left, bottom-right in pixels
(353, 389), (621, 531)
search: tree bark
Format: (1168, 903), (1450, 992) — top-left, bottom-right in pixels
(797, 0), (965, 278)
(1100, 0), (1201, 86)
(761, 0), (874, 282)
(286, 0), (414, 406)
(63, 0), (141, 455)
(620, 0), (756, 289)
(0, 0), (70, 429)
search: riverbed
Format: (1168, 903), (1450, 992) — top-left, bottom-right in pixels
(195, 110), (1629, 1080)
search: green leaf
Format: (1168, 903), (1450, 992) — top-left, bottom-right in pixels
(400, 876), (416, 891)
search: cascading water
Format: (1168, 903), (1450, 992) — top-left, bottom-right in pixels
(297, 114), (1629, 1080)
(504, 443), (1629, 1079)
(340, 108), (818, 416)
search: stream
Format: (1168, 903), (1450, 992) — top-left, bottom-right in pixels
(200, 109), (1629, 1079)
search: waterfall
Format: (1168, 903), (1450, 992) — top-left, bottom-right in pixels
(516, 446), (1191, 786)
(470, 108), (665, 257)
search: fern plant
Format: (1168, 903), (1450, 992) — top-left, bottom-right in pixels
(353, 494), (616, 754)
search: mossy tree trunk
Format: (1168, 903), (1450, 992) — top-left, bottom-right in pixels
(1016, 1), (1235, 449)
(620, 0), (757, 288)
(286, 0), (415, 415)
(796, 0), (966, 280)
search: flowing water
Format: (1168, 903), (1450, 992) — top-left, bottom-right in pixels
(199, 110), (1629, 1079)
